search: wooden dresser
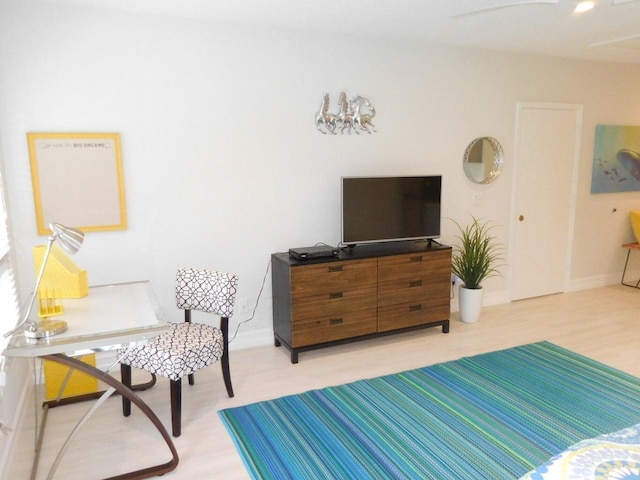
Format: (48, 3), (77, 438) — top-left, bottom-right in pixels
(271, 241), (451, 363)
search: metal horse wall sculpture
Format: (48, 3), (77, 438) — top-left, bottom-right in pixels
(315, 93), (376, 135)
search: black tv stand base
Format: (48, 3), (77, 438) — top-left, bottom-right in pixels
(274, 320), (450, 364)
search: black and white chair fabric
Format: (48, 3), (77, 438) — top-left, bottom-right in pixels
(119, 268), (238, 437)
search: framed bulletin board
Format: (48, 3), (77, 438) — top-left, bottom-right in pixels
(27, 132), (127, 235)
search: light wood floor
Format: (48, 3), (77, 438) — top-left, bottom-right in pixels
(6, 285), (640, 479)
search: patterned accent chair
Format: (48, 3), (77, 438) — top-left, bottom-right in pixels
(119, 268), (238, 437)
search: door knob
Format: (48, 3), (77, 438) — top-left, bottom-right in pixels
(519, 215), (525, 222)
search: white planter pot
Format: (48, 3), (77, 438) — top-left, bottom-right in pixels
(459, 286), (484, 323)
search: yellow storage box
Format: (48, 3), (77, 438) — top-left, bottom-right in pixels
(43, 353), (99, 400)
(33, 244), (88, 298)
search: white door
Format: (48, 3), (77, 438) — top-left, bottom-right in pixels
(511, 103), (582, 300)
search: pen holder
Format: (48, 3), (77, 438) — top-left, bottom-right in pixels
(37, 288), (64, 317)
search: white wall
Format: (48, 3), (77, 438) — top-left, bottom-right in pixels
(1, 1), (640, 351)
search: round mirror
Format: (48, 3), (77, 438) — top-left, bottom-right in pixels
(463, 137), (504, 184)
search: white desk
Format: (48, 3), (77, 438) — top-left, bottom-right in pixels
(3, 281), (178, 480)
(4, 281), (169, 357)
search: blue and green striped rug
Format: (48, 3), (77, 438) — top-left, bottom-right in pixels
(219, 342), (640, 479)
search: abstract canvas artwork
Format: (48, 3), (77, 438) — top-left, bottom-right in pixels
(591, 124), (640, 194)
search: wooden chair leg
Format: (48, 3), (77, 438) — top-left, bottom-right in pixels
(220, 316), (234, 398)
(121, 364), (132, 417)
(221, 352), (234, 397)
(170, 378), (182, 437)
(186, 309), (195, 386)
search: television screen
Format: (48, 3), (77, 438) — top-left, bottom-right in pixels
(341, 176), (442, 246)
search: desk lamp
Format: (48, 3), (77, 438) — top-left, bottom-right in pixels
(3, 223), (84, 340)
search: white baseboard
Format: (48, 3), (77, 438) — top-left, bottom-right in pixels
(449, 288), (510, 313)
(567, 273), (621, 292)
(42, 274), (634, 372)
(94, 271), (628, 371)
(448, 273), (623, 313)
(229, 327), (274, 350)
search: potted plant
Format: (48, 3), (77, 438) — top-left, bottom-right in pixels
(451, 217), (504, 323)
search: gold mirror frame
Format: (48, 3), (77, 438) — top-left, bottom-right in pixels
(462, 136), (504, 184)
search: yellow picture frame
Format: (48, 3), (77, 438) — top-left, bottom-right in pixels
(27, 132), (127, 235)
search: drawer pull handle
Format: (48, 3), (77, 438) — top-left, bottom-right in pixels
(329, 292), (343, 299)
(409, 256), (422, 263)
(328, 265), (343, 272)
(409, 280), (422, 287)
(330, 318), (344, 325)
(409, 304), (422, 312)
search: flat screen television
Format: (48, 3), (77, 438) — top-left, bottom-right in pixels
(341, 175), (442, 246)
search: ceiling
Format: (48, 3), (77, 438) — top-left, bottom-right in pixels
(41, 0), (640, 64)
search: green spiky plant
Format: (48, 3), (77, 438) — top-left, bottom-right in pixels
(451, 217), (504, 289)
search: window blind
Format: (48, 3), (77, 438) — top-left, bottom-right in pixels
(0, 167), (19, 352)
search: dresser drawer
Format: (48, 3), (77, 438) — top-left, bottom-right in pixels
(292, 309), (377, 347)
(378, 250), (451, 307)
(291, 259), (377, 297)
(378, 250), (451, 283)
(378, 300), (450, 332)
(292, 287), (377, 320)
(378, 282), (450, 307)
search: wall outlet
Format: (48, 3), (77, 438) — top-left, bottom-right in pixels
(237, 298), (250, 314)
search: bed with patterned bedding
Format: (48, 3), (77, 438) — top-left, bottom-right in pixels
(519, 423), (640, 480)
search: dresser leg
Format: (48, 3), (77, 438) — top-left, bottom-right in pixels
(442, 320), (450, 334)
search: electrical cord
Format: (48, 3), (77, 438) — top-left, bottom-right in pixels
(229, 258), (271, 343)
(228, 243), (334, 343)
